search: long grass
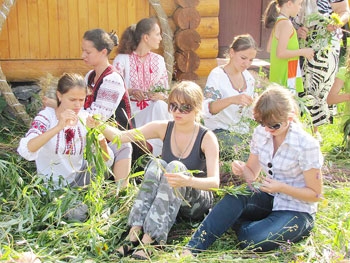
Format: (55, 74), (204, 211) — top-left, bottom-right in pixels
(0, 100), (349, 262)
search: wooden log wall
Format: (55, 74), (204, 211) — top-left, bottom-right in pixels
(0, 0), (219, 82)
(0, 0), (150, 82)
(153, 0), (219, 81)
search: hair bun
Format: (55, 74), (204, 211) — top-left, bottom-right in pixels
(108, 30), (119, 46)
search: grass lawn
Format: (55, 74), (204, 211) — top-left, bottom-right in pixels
(0, 93), (349, 262)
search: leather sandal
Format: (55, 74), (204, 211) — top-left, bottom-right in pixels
(115, 239), (139, 258)
(131, 241), (158, 260)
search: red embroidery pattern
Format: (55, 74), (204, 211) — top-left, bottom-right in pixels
(98, 88), (120, 104)
(64, 128), (75, 154)
(136, 99), (150, 110)
(129, 52), (161, 92)
(31, 119), (48, 134)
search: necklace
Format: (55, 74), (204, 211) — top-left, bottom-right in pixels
(173, 123), (197, 160)
(223, 67), (246, 93)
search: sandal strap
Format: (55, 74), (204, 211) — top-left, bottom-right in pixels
(116, 239), (140, 257)
(131, 241), (158, 260)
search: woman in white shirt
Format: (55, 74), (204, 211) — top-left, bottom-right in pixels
(202, 34), (258, 161)
(17, 73), (114, 221)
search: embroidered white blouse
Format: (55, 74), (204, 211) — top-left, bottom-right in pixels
(17, 107), (113, 185)
(202, 66), (256, 134)
(84, 69), (126, 120)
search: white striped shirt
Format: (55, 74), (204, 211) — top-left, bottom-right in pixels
(250, 122), (323, 215)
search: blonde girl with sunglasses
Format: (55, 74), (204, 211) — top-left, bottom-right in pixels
(87, 81), (220, 260)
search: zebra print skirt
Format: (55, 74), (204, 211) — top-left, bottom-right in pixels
(299, 30), (340, 127)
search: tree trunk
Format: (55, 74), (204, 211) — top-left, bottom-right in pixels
(0, 0), (31, 126)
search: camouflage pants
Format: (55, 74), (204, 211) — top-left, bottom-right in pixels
(128, 159), (214, 244)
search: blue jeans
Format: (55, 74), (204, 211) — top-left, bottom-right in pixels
(186, 192), (314, 252)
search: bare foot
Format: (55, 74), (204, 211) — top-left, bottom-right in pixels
(181, 248), (194, 257)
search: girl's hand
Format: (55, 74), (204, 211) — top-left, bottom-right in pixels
(231, 160), (256, 184)
(259, 177), (283, 194)
(231, 160), (245, 177)
(148, 92), (167, 101)
(326, 24), (339, 32)
(233, 93), (253, 107)
(302, 48), (314, 60)
(164, 172), (190, 188)
(130, 89), (147, 101)
(86, 115), (101, 129)
(57, 109), (78, 130)
(297, 26), (308, 39)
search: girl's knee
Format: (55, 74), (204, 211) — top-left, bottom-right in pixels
(166, 160), (187, 173)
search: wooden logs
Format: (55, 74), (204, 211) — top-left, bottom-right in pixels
(160, 0), (219, 80)
(159, 0), (219, 17)
(1, 60), (90, 82)
(158, 1), (178, 16)
(175, 0), (200, 8)
(173, 7), (200, 29)
(175, 50), (200, 72)
(195, 58), (217, 77)
(175, 29), (201, 51)
(196, 17), (219, 38)
(196, 38), (218, 59)
(175, 71), (198, 81)
(197, 0), (220, 16)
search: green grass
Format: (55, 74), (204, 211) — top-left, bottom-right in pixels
(0, 104), (349, 262)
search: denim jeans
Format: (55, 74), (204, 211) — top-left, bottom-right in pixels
(186, 191), (314, 252)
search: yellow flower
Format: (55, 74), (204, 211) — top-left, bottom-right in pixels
(330, 13), (342, 26)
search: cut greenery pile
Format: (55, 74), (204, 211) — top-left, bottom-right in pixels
(0, 92), (349, 262)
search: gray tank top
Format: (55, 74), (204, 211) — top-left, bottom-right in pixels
(161, 121), (208, 178)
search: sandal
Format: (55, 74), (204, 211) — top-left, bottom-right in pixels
(115, 239), (139, 258)
(131, 241), (158, 261)
(131, 248), (150, 261)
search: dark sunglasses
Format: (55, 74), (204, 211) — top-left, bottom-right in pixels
(258, 122), (282, 130)
(267, 162), (273, 175)
(169, 102), (193, 114)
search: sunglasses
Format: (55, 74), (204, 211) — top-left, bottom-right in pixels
(267, 162), (273, 175)
(258, 122), (282, 130)
(169, 102), (193, 114)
